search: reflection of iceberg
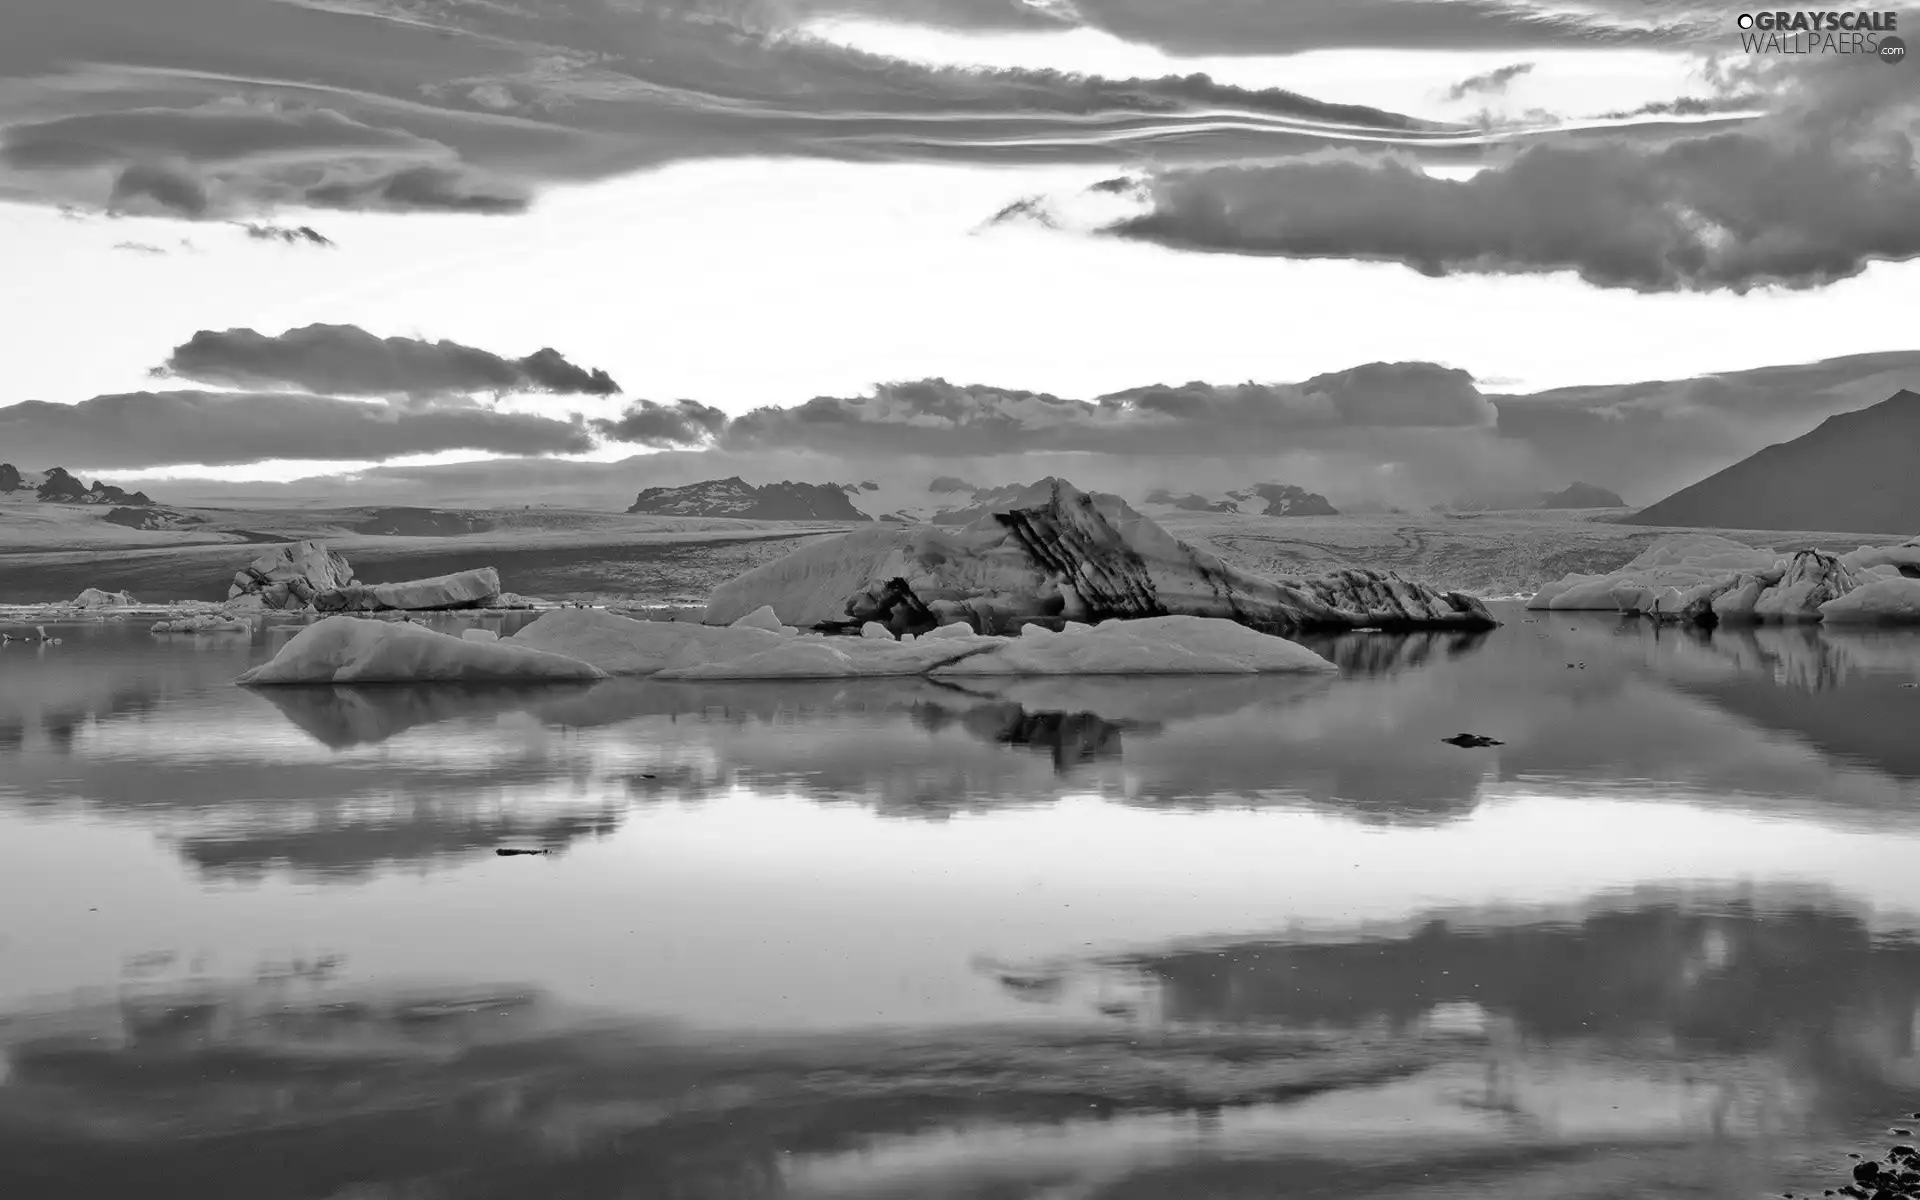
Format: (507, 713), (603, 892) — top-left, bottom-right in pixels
(258, 681), (604, 748)
(1288, 628), (1492, 676)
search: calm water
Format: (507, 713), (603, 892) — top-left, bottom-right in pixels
(4, 605), (1920, 1198)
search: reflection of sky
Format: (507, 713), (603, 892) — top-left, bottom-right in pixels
(6, 609), (1920, 1032)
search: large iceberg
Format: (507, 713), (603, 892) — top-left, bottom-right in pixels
(1529, 534), (1920, 625)
(930, 616), (1341, 677)
(498, 606), (1337, 681)
(227, 540), (509, 612)
(238, 617), (606, 685)
(508, 608), (792, 674)
(1820, 577), (1920, 624)
(703, 479), (1495, 636)
(312, 568), (502, 612)
(228, 540), (356, 610)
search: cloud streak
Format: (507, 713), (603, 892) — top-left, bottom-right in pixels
(157, 324), (621, 400)
(0, 0), (1538, 222)
(0, 391), (596, 469)
(591, 399), (731, 449)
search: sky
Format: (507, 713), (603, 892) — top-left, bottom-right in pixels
(2, 0), (1919, 510)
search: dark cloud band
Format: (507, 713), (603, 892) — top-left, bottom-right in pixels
(0, 391), (595, 469)
(158, 325), (620, 399)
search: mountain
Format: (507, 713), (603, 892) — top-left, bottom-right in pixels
(1539, 482), (1626, 509)
(928, 477), (1145, 526)
(1624, 390), (1920, 534)
(1231, 483), (1339, 516)
(1143, 483), (1339, 517)
(625, 477), (873, 520)
(928, 476), (979, 494)
(1146, 488), (1237, 513)
(11, 465), (157, 506)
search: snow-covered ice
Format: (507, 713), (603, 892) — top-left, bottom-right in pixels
(507, 608), (784, 675)
(728, 605), (785, 633)
(931, 616), (1339, 677)
(703, 479), (1494, 636)
(1820, 578), (1920, 623)
(237, 617), (606, 685)
(1530, 534), (1919, 624)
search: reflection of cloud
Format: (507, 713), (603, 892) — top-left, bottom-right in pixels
(14, 611), (1920, 889)
(1101, 884), (1920, 1071)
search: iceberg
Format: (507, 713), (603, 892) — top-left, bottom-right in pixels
(1530, 534), (1920, 625)
(225, 540), (508, 612)
(1528, 536), (1778, 612)
(1820, 578), (1920, 624)
(313, 568), (502, 612)
(228, 540), (356, 610)
(74, 587), (138, 608)
(728, 605), (786, 633)
(931, 616), (1341, 677)
(650, 617), (1335, 681)
(653, 632), (1005, 681)
(703, 479), (1495, 636)
(237, 616), (606, 685)
(506, 608), (786, 675)
(153, 613), (250, 634)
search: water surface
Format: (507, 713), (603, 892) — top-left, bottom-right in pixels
(4, 606), (1920, 1197)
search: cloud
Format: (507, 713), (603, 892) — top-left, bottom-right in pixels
(96, 351), (1920, 514)
(240, 222), (335, 247)
(0, 103), (433, 169)
(719, 363), (1495, 458)
(108, 163), (209, 217)
(301, 163), (529, 215)
(590, 399), (730, 448)
(0, 391), (595, 469)
(156, 324), (621, 399)
(1488, 350), (1920, 502)
(0, 0), (1515, 223)
(1101, 54), (1920, 292)
(1446, 62), (1534, 100)
(111, 240), (168, 255)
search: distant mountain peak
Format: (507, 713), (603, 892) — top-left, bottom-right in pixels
(1624, 388), (1920, 534)
(626, 477), (872, 521)
(1539, 481), (1626, 509)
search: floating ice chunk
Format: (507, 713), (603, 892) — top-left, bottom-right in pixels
(654, 633), (1000, 680)
(728, 605), (784, 633)
(152, 613), (250, 634)
(508, 608), (778, 675)
(859, 621), (895, 640)
(1529, 536), (1781, 611)
(1841, 539), (1920, 575)
(933, 615), (1337, 677)
(1821, 577), (1920, 623)
(237, 616), (604, 685)
(923, 623), (978, 640)
(461, 628), (500, 643)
